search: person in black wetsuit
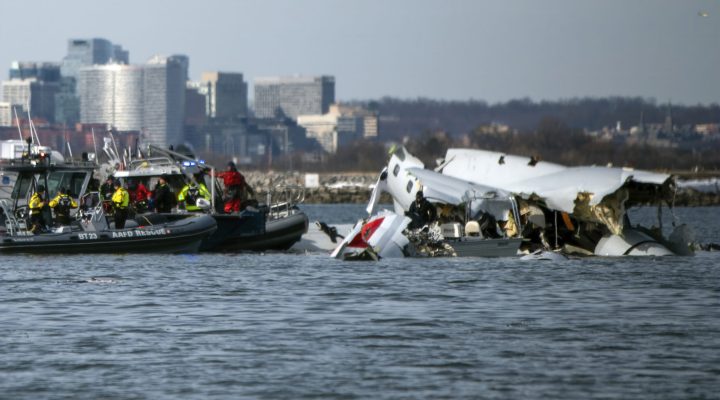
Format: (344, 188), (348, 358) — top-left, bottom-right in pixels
(406, 191), (437, 229)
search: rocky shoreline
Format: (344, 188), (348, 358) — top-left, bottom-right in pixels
(245, 171), (387, 204)
(243, 171), (720, 206)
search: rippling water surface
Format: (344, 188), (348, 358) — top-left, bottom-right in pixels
(1, 205), (719, 399)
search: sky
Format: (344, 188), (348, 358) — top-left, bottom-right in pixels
(1, 0), (719, 105)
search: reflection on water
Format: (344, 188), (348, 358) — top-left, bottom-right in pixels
(0, 205), (718, 399)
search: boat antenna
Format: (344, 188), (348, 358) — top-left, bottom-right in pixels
(210, 166), (216, 213)
(108, 129), (122, 169)
(25, 100), (41, 147)
(29, 118), (40, 146)
(65, 126), (74, 159)
(91, 128), (99, 165)
(134, 137), (140, 159)
(13, 107), (23, 141)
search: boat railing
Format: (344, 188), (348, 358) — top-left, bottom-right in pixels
(77, 192), (110, 230)
(264, 185), (305, 220)
(0, 199), (30, 236)
(128, 157), (178, 170)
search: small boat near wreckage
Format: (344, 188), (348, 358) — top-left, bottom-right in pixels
(0, 142), (216, 254)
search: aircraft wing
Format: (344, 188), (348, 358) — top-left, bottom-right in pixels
(507, 166), (671, 213)
(406, 167), (513, 221)
(441, 148), (671, 214)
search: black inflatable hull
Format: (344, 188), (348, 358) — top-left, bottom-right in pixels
(0, 215), (217, 254)
(200, 211), (309, 252)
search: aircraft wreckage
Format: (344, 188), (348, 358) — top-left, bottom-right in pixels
(331, 146), (695, 260)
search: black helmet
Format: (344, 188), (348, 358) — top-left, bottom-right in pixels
(37, 184), (45, 192)
(58, 186), (66, 193)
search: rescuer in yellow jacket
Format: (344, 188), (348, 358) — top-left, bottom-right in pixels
(28, 184), (48, 233)
(178, 179), (211, 212)
(111, 180), (130, 229)
(48, 186), (78, 226)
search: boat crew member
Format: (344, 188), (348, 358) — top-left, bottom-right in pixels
(128, 179), (150, 214)
(153, 174), (175, 213)
(100, 177), (115, 213)
(100, 177), (115, 201)
(178, 177), (211, 212)
(215, 161), (253, 213)
(406, 191), (437, 229)
(111, 180), (130, 229)
(29, 184), (49, 233)
(48, 186), (78, 226)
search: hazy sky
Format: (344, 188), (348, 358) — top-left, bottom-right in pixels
(1, 0), (719, 104)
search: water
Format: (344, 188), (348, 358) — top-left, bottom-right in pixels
(1, 205), (719, 399)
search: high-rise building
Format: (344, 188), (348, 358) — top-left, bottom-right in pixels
(185, 81), (208, 127)
(0, 78), (59, 122)
(77, 64), (144, 131)
(54, 77), (80, 126)
(143, 55), (187, 148)
(61, 38), (128, 79)
(9, 61), (61, 82)
(4, 62), (63, 123)
(201, 72), (248, 119)
(0, 102), (12, 127)
(254, 75), (335, 119)
(1, 79), (32, 110)
(58, 38), (129, 126)
(77, 55), (187, 148)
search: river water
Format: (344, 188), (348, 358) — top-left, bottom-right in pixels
(1, 205), (718, 399)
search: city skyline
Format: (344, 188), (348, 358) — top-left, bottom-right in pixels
(1, 0), (719, 105)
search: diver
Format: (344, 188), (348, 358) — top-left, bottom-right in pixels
(111, 180), (130, 229)
(477, 212), (502, 238)
(406, 191), (437, 229)
(48, 186), (78, 226)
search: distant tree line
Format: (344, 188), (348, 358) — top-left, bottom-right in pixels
(359, 97), (720, 139)
(298, 117), (720, 173)
(403, 117), (720, 171)
(305, 97), (719, 172)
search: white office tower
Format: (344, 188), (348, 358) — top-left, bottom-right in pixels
(77, 64), (144, 131)
(77, 55), (188, 148)
(143, 55), (187, 148)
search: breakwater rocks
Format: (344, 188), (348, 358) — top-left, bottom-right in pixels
(244, 171), (388, 204)
(242, 171), (720, 206)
